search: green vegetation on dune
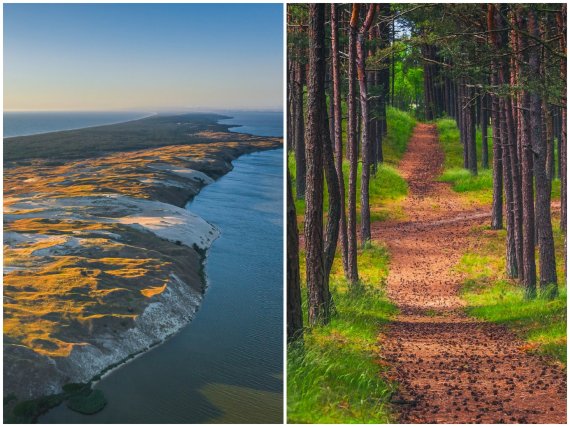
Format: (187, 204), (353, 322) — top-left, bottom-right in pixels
(437, 117), (561, 204)
(457, 222), (567, 365)
(287, 243), (397, 423)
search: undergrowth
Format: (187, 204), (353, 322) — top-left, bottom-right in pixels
(287, 243), (398, 423)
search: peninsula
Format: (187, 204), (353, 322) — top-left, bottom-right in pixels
(3, 113), (282, 420)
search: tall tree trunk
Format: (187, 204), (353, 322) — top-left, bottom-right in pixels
(322, 97), (341, 293)
(331, 3), (349, 277)
(528, 8), (557, 297)
(481, 92), (489, 169)
(287, 60), (294, 152)
(506, 96), (523, 280)
(293, 61), (306, 200)
(346, 3), (360, 284)
(467, 86), (478, 175)
(488, 5), (503, 233)
(557, 5), (567, 234)
(357, 5), (376, 247)
(287, 168), (303, 342)
(304, 4), (328, 325)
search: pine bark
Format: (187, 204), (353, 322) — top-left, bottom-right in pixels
(528, 8), (557, 297)
(331, 3), (349, 277)
(293, 60), (306, 200)
(488, 5), (503, 230)
(304, 4), (328, 325)
(346, 4), (360, 284)
(287, 168), (303, 342)
(357, 5), (376, 247)
(481, 92), (489, 169)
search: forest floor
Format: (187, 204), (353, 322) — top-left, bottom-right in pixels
(375, 123), (567, 423)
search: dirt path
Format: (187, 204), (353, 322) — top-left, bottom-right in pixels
(375, 123), (567, 423)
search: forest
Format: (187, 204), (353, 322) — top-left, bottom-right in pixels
(287, 3), (566, 423)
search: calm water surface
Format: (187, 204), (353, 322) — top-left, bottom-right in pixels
(40, 148), (284, 423)
(3, 111), (150, 138)
(218, 110), (283, 137)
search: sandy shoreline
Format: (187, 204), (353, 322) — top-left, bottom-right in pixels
(3, 125), (281, 405)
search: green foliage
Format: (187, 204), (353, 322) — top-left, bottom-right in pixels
(437, 117), (562, 203)
(66, 390), (107, 415)
(458, 223), (567, 364)
(288, 243), (398, 423)
(383, 107), (417, 165)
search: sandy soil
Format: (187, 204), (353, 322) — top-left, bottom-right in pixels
(375, 123), (567, 423)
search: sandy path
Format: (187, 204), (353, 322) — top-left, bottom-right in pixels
(375, 123), (567, 423)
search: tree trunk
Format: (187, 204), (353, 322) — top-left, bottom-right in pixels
(481, 92), (489, 169)
(287, 167), (303, 342)
(293, 60), (306, 200)
(304, 4), (328, 325)
(331, 3), (349, 277)
(467, 86), (478, 175)
(528, 8), (557, 297)
(488, 4), (503, 230)
(346, 3), (360, 284)
(557, 5), (567, 234)
(356, 5), (376, 247)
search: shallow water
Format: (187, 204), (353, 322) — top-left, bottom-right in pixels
(40, 148), (284, 423)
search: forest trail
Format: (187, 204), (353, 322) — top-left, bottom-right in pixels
(375, 123), (567, 423)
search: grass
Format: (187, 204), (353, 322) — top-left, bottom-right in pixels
(437, 117), (561, 204)
(288, 107), (416, 228)
(457, 220), (567, 365)
(287, 242), (398, 423)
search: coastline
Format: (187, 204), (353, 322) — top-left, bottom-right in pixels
(3, 115), (282, 420)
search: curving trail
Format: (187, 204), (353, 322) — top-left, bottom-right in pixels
(375, 123), (567, 423)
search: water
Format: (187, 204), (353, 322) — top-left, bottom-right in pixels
(3, 111), (151, 138)
(218, 110), (283, 137)
(40, 147), (284, 423)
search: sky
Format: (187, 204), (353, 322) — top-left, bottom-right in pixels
(4, 4), (283, 112)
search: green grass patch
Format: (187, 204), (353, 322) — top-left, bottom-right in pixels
(437, 117), (561, 204)
(383, 107), (417, 166)
(458, 221), (567, 365)
(288, 242), (398, 423)
(288, 107), (415, 227)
